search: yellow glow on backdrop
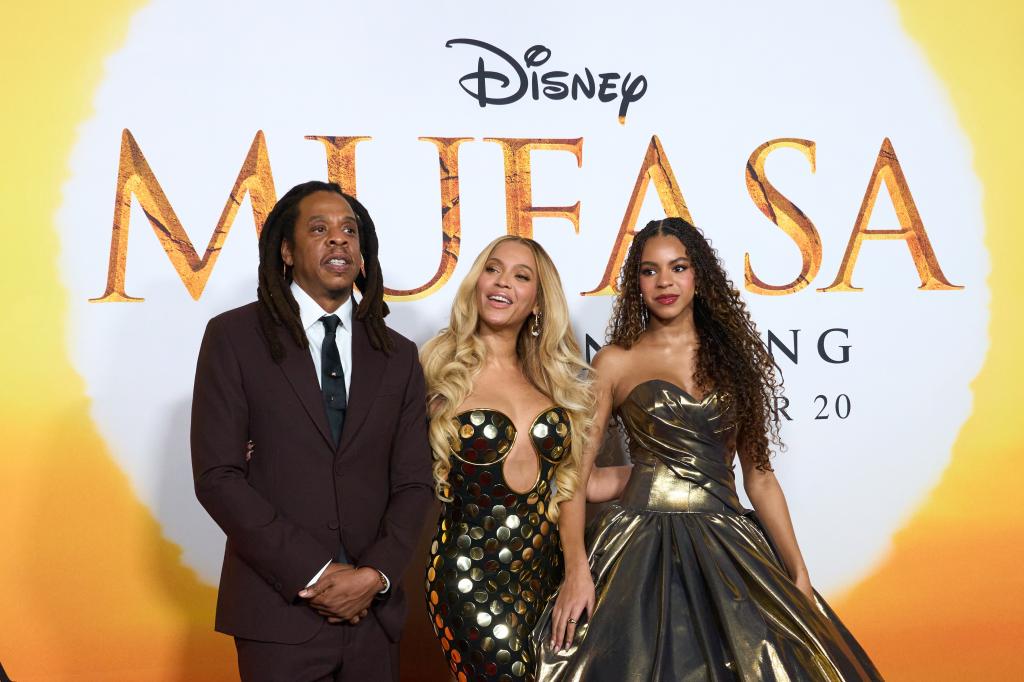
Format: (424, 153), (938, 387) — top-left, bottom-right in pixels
(0, 2), (1020, 681)
(0, 2), (233, 680)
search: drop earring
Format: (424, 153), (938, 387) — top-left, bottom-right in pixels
(530, 311), (542, 337)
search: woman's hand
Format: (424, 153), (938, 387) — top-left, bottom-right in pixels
(550, 562), (595, 651)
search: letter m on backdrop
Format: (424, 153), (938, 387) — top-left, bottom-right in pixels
(91, 129), (277, 302)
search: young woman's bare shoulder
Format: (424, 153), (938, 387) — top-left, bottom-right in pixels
(592, 344), (633, 383)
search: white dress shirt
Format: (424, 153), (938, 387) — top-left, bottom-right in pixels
(290, 282), (389, 593)
(291, 281), (353, 396)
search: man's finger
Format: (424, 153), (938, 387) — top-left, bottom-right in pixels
(301, 577), (334, 599)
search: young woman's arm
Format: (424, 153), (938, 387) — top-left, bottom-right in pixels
(740, 453), (813, 600)
(548, 351), (618, 650)
(586, 464), (632, 503)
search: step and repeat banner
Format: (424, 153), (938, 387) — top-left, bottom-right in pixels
(2, 1), (1021, 680)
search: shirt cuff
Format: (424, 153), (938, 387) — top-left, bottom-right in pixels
(306, 559), (332, 587)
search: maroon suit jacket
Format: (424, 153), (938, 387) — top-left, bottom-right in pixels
(190, 302), (432, 644)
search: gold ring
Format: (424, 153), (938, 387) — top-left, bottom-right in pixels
(567, 618), (577, 624)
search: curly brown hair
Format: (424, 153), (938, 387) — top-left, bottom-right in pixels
(607, 217), (783, 470)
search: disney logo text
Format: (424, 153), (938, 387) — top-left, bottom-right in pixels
(445, 38), (648, 124)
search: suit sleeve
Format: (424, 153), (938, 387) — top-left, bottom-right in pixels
(357, 341), (434, 586)
(190, 316), (330, 601)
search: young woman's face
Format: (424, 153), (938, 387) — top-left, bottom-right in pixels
(638, 233), (696, 321)
(475, 240), (540, 333)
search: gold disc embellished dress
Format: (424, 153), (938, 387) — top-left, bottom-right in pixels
(427, 407), (571, 682)
(533, 380), (883, 682)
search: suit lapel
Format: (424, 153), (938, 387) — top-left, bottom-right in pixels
(276, 331), (335, 449)
(337, 318), (387, 454)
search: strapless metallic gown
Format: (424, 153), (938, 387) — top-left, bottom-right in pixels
(533, 381), (883, 681)
(427, 407), (571, 682)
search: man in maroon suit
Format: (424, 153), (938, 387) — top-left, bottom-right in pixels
(191, 181), (433, 681)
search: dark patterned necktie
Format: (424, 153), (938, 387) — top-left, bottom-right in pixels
(320, 314), (347, 445)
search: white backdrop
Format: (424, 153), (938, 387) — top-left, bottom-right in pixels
(58, 0), (986, 595)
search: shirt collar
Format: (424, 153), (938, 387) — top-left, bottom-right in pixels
(290, 281), (354, 334)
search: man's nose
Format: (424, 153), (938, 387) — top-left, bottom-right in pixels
(327, 226), (349, 245)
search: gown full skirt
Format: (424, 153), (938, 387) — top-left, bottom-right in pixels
(532, 381), (883, 682)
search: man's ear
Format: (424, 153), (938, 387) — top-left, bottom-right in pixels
(280, 238), (294, 266)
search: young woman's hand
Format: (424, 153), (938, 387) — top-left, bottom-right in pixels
(550, 562), (595, 651)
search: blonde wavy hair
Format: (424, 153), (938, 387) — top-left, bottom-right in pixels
(420, 236), (595, 522)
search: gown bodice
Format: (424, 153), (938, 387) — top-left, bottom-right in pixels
(616, 379), (745, 515)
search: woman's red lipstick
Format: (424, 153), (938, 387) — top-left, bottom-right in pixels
(654, 294), (679, 305)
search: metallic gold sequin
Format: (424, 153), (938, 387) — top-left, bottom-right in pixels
(428, 406), (569, 682)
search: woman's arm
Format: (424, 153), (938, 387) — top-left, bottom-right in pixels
(741, 453), (813, 600)
(586, 464), (632, 503)
(549, 352), (617, 650)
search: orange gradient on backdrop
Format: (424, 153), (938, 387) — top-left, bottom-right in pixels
(0, 2), (1021, 681)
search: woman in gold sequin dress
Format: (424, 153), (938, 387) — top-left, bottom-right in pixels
(534, 219), (883, 681)
(420, 236), (596, 682)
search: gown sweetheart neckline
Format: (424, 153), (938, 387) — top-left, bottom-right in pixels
(454, 404), (565, 438)
(619, 378), (717, 409)
(453, 405), (567, 495)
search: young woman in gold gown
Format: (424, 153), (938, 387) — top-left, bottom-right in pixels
(534, 218), (883, 681)
(421, 236), (595, 682)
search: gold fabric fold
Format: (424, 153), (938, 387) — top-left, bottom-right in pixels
(532, 380), (883, 681)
